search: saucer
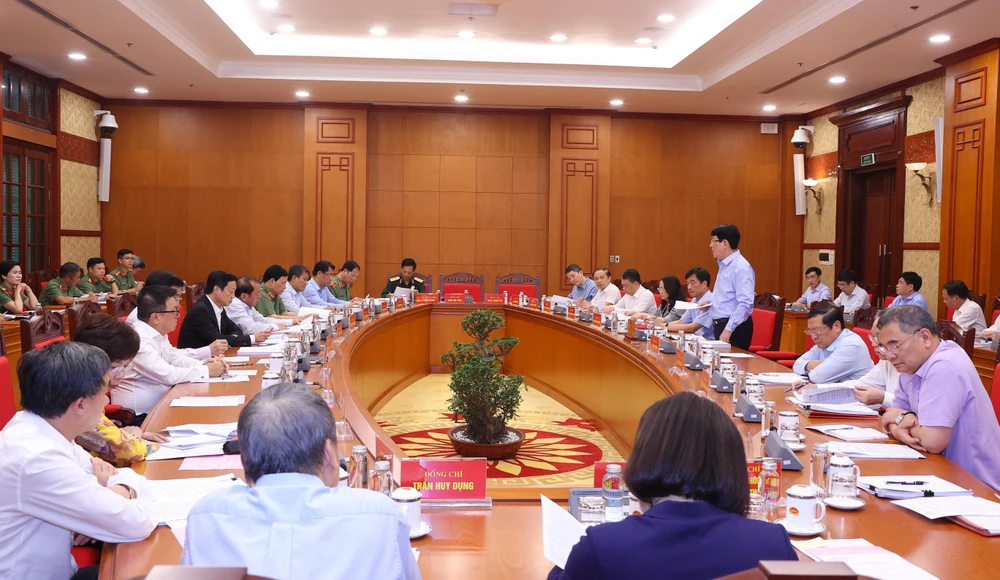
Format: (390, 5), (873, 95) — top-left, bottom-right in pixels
(784, 441), (807, 452)
(409, 521), (432, 540)
(775, 519), (826, 537)
(824, 496), (866, 510)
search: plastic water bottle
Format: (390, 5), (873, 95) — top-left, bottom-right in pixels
(602, 464), (625, 522)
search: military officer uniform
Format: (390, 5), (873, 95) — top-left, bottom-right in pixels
(381, 274), (426, 297)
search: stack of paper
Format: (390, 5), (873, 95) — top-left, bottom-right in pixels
(540, 495), (586, 569)
(806, 424), (888, 441)
(792, 538), (938, 580)
(170, 395), (246, 408)
(298, 306), (332, 320)
(796, 384), (858, 404)
(857, 475), (972, 499)
(201, 374), (251, 384)
(827, 442), (925, 459)
(145, 474), (245, 524)
(891, 495), (1000, 520)
(755, 372), (806, 385)
(223, 356), (250, 364)
(146, 422), (238, 461)
(237, 344), (284, 355)
(951, 515), (1000, 536)
(787, 397), (880, 419)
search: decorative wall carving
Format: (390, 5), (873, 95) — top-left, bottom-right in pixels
(560, 159), (598, 274)
(317, 118), (355, 143)
(954, 68), (987, 113)
(561, 125), (599, 150)
(947, 120), (985, 287)
(316, 153), (354, 258)
(58, 132), (99, 166)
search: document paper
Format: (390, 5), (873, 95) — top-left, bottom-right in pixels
(891, 496), (1000, 519)
(794, 538), (938, 580)
(146, 473), (244, 524)
(541, 495), (586, 570)
(827, 442), (925, 459)
(805, 424), (888, 441)
(170, 395), (246, 407)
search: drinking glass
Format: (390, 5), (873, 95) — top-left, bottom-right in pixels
(828, 472), (859, 501)
(318, 367), (332, 391)
(321, 389), (336, 408)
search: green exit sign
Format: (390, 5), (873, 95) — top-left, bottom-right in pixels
(860, 153), (876, 166)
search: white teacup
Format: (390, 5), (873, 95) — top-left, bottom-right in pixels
(785, 484), (826, 532)
(828, 454), (861, 482)
(777, 411), (800, 441)
(616, 317), (629, 333)
(391, 486), (422, 532)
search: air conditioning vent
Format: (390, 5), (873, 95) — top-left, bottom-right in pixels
(449, 3), (499, 17)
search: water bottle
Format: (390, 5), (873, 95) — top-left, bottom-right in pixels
(369, 460), (394, 496)
(677, 330), (686, 352)
(760, 459), (780, 522)
(733, 371), (746, 405)
(602, 464), (625, 522)
(761, 401), (777, 441)
(810, 443), (830, 498)
(349, 444), (368, 489)
(540, 295), (547, 311)
(503, 290), (508, 305)
(610, 310), (619, 335)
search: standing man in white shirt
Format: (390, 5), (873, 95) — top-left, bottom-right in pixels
(588, 267), (621, 309)
(114, 286), (225, 416)
(227, 276), (284, 333)
(833, 269), (871, 314)
(707, 224), (756, 349)
(942, 280), (986, 333)
(796, 267), (833, 306)
(668, 267), (715, 339)
(0, 342), (156, 580)
(280, 264), (311, 314)
(608, 269), (658, 316)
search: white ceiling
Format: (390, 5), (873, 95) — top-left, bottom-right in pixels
(0, 0), (996, 115)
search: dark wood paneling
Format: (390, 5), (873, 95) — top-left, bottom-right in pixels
(58, 131), (99, 166)
(904, 131), (936, 164)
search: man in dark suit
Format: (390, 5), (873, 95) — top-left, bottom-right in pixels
(178, 271), (271, 349)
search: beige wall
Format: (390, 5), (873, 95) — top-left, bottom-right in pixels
(58, 88), (101, 267)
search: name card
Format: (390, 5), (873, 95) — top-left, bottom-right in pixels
(400, 458), (487, 499)
(651, 334), (661, 350)
(567, 305), (576, 318)
(593, 461), (627, 487)
(528, 297), (539, 310)
(484, 294), (504, 304)
(542, 298), (552, 312)
(396, 297), (405, 309)
(415, 293), (438, 305)
(747, 457), (782, 493)
(362, 306), (370, 319)
(444, 293), (465, 304)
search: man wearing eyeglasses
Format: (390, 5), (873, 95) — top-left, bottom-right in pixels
(791, 302), (874, 383)
(705, 224), (756, 349)
(113, 285), (226, 417)
(878, 306), (1000, 491)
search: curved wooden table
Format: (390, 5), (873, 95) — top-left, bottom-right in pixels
(101, 304), (1000, 580)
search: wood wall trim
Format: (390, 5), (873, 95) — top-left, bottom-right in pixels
(806, 151), (839, 180)
(315, 153), (355, 258)
(559, 158), (599, 275)
(902, 242), (940, 250)
(103, 98), (305, 110)
(316, 118), (356, 143)
(55, 79), (105, 106)
(953, 67), (988, 112)
(61, 229), (102, 236)
(1, 120), (57, 148)
(801, 243), (835, 250)
(947, 119), (986, 289)
(610, 112), (783, 123)
(934, 37), (1000, 67)
(904, 131), (936, 164)
(830, 95), (913, 127)
(806, 68), (944, 119)
(561, 124), (599, 150)
(58, 131), (99, 166)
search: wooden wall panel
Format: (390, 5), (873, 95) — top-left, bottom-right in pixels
(366, 111), (549, 296)
(102, 107), (304, 284)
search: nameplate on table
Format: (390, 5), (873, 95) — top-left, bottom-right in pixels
(484, 294), (503, 304)
(651, 334), (661, 351)
(528, 297), (539, 310)
(747, 457), (782, 492)
(400, 458), (487, 499)
(542, 298), (552, 312)
(415, 293), (438, 305)
(444, 294), (465, 304)
(396, 297), (405, 309)
(593, 461), (626, 487)
(567, 304), (576, 318)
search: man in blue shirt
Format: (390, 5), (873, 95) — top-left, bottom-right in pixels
(792, 302), (874, 383)
(303, 260), (347, 309)
(796, 266), (833, 306)
(183, 383), (420, 579)
(668, 267), (715, 339)
(887, 271), (929, 312)
(566, 263), (598, 303)
(705, 224), (756, 349)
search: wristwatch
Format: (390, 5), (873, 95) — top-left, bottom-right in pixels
(894, 411), (915, 425)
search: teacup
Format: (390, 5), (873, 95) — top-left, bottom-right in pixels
(785, 484), (826, 533)
(777, 411), (800, 441)
(391, 486), (422, 532)
(828, 454), (861, 482)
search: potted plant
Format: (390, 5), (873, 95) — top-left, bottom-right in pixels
(441, 309), (526, 459)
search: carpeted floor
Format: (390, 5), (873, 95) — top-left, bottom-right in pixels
(375, 374), (624, 487)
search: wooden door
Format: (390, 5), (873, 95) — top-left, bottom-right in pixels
(841, 164), (902, 305)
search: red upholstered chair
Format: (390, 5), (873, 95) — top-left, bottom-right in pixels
(19, 310), (67, 353)
(653, 293), (662, 307)
(0, 334), (15, 429)
(496, 273), (540, 299)
(67, 301), (103, 339)
(991, 364), (1000, 422)
(992, 296), (1000, 326)
(936, 320), (974, 358)
(852, 307), (877, 330)
(771, 334), (815, 368)
(969, 292), (986, 310)
(853, 327), (880, 365)
(883, 295), (895, 309)
(183, 282), (205, 312)
(107, 293), (138, 321)
(946, 308), (955, 321)
(747, 293), (785, 352)
(440, 272), (484, 302)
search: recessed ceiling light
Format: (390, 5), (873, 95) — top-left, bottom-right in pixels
(454, 94), (469, 102)
(133, 87), (149, 94)
(458, 30), (476, 39)
(277, 23), (296, 33)
(635, 37), (652, 45)
(550, 33), (567, 42)
(762, 105), (777, 112)
(657, 14), (675, 23)
(258, 0), (279, 9)
(369, 26), (387, 36)
(929, 34), (951, 43)
(829, 76), (846, 84)
(610, 99), (624, 106)
(68, 53), (86, 61)
(295, 90), (310, 97)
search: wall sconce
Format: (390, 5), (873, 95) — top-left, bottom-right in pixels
(802, 178), (823, 214)
(906, 162), (934, 205)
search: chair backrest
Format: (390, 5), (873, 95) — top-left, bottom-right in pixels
(852, 327), (880, 365)
(440, 272), (484, 302)
(19, 309), (66, 353)
(993, 310), (1000, 326)
(184, 283), (205, 312)
(67, 301), (103, 339)
(992, 363), (1000, 423)
(883, 295), (895, 309)
(385, 272), (433, 293)
(27, 268), (57, 296)
(0, 333), (13, 429)
(750, 308), (777, 350)
(936, 320), (974, 358)
(946, 308), (955, 321)
(653, 293), (662, 307)
(108, 293), (138, 320)
(753, 293), (785, 351)
(968, 292), (986, 309)
(495, 273), (540, 299)
(852, 306), (877, 330)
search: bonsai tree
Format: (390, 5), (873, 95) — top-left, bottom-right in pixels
(441, 309), (525, 445)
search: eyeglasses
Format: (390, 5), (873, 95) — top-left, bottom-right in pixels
(874, 330), (919, 356)
(709, 238), (721, 245)
(804, 327), (827, 337)
(153, 307), (181, 317)
(110, 362), (135, 378)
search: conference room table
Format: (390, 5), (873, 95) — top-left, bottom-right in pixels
(100, 303), (1000, 580)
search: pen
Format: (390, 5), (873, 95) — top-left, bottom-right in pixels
(825, 427), (855, 431)
(885, 480), (926, 485)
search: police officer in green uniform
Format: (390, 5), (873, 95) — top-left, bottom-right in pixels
(331, 260), (361, 302)
(381, 258), (426, 297)
(110, 248), (143, 294)
(39, 263), (97, 306)
(256, 264), (304, 323)
(76, 257), (121, 297)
